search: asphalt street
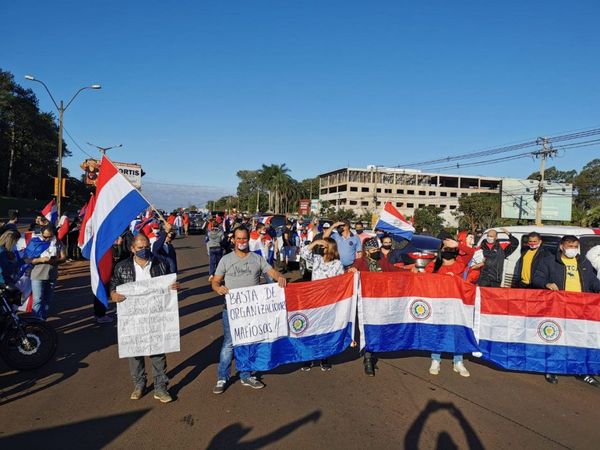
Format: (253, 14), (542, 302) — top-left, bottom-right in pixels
(1, 235), (599, 449)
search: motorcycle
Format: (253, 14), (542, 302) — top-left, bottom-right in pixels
(0, 285), (57, 370)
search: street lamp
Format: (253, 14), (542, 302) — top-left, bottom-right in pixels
(25, 74), (101, 217)
(87, 142), (123, 156)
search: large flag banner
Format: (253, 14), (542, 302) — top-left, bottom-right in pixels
(374, 202), (415, 241)
(89, 156), (149, 306)
(79, 193), (96, 258)
(232, 273), (358, 372)
(116, 274), (180, 358)
(476, 287), (600, 375)
(359, 272), (480, 354)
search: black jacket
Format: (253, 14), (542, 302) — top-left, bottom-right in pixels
(477, 234), (519, 287)
(109, 256), (171, 294)
(513, 246), (550, 287)
(532, 251), (600, 293)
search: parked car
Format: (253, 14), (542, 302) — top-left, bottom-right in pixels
(188, 213), (207, 234)
(477, 225), (600, 287)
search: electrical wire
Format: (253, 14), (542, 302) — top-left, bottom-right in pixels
(63, 127), (95, 158)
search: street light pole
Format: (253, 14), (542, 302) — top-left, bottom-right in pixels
(87, 142), (123, 156)
(25, 75), (101, 217)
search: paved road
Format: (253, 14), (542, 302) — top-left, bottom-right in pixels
(1, 235), (599, 449)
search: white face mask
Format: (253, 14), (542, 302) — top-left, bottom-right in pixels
(486, 237), (495, 244)
(563, 248), (579, 259)
(237, 243), (249, 251)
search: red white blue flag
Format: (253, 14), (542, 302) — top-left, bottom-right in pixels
(476, 287), (600, 375)
(42, 198), (58, 225)
(233, 273), (358, 372)
(359, 272), (480, 354)
(89, 156), (149, 306)
(375, 202), (415, 240)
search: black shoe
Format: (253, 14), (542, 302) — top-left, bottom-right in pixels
(301, 361), (313, 372)
(320, 359), (332, 371)
(364, 358), (375, 377)
(545, 374), (558, 384)
(576, 375), (600, 387)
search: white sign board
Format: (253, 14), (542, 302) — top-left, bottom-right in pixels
(225, 283), (288, 346)
(116, 273), (180, 358)
(114, 161), (143, 189)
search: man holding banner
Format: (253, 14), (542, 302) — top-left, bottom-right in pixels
(211, 227), (287, 394)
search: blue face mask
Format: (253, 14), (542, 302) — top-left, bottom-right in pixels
(376, 233), (385, 239)
(135, 248), (152, 260)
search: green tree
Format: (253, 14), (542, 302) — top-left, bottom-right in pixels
(574, 159), (600, 209)
(455, 193), (501, 232)
(527, 166), (577, 184)
(236, 170), (268, 212)
(413, 206), (444, 235)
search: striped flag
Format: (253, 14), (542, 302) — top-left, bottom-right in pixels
(359, 271), (480, 354)
(42, 199), (58, 225)
(375, 202), (415, 240)
(78, 193), (96, 258)
(57, 215), (70, 241)
(476, 287), (600, 375)
(233, 273), (358, 372)
(89, 156), (149, 306)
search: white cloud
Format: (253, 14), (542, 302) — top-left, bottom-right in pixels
(141, 180), (232, 211)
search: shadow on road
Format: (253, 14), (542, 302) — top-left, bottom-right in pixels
(206, 410), (321, 449)
(404, 400), (485, 450)
(0, 409), (150, 449)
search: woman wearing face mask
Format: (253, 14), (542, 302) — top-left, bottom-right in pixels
(350, 238), (399, 376)
(299, 238), (345, 371)
(425, 237), (474, 377)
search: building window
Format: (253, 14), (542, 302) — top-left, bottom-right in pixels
(407, 190), (414, 195)
(440, 192), (447, 197)
(350, 200), (357, 205)
(361, 201), (369, 206)
(350, 186), (358, 192)
(396, 189), (404, 194)
(429, 191), (436, 196)
(376, 188), (381, 193)
(384, 188), (392, 194)
(418, 203), (425, 208)
(419, 191), (426, 195)
(449, 205), (457, 210)
(361, 187), (370, 193)
(407, 203), (414, 208)
(320, 189), (328, 195)
(395, 202), (404, 207)
(376, 201), (381, 206)
(450, 192), (457, 197)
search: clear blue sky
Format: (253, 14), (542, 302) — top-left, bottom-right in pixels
(3, 0), (600, 209)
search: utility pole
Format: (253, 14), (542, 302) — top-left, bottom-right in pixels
(533, 137), (557, 226)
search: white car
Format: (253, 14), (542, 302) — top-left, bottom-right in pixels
(478, 225), (600, 287)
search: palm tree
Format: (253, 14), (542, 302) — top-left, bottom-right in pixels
(258, 163), (292, 213)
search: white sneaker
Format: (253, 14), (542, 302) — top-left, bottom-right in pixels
(429, 359), (440, 375)
(453, 361), (470, 377)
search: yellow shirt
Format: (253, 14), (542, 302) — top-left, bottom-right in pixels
(561, 256), (582, 292)
(520, 248), (538, 285)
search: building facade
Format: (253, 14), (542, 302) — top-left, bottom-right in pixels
(319, 166), (501, 226)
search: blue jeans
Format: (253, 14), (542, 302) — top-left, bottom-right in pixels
(217, 311), (251, 381)
(431, 353), (463, 363)
(31, 279), (55, 321)
(209, 248), (223, 276)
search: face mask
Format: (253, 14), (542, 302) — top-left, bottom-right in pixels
(441, 251), (458, 260)
(381, 244), (392, 250)
(260, 231), (266, 235)
(528, 243), (540, 250)
(337, 226), (345, 234)
(563, 248), (579, 258)
(356, 230), (363, 235)
(376, 233), (385, 239)
(135, 248), (152, 260)
(486, 237), (495, 244)
(370, 251), (381, 260)
(237, 243), (249, 251)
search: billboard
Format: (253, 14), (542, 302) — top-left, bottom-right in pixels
(310, 199), (320, 214)
(501, 178), (572, 221)
(81, 159), (143, 188)
(299, 198), (311, 215)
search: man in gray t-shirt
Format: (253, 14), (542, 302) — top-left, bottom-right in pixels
(211, 227), (286, 394)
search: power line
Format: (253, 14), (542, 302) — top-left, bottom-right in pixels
(63, 127), (95, 158)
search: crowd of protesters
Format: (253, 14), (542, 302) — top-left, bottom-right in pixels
(2, 207), (600, 404)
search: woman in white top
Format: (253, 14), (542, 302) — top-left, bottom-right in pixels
(298, 238), (345, 371)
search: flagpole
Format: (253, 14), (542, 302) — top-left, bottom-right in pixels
(100, 155), (167, 225)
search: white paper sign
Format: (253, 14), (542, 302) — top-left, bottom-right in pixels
(116, 273), (180, 358)
(225, 283), (288, 346)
